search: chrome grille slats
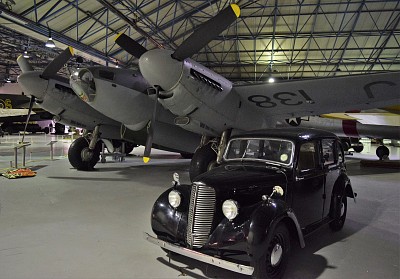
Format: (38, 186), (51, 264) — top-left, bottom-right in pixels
(186, 182), (216, 248)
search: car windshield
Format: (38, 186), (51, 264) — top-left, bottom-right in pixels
(224, 138), (294, 166)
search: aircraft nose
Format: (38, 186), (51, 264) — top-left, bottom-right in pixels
(17, 72), (48, 100)
(139, 49), (183, 91)
(70, 68), (96, 102)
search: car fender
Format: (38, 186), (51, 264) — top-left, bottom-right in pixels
(247, 199), (305, 261)
(332, 173), (356, 201)
(151, 185), (191, 243)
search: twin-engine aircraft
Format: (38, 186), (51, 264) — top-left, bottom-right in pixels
(16, 48), (199, 171)
(113, 3), (399, 180)
(69, 66), (200, 159)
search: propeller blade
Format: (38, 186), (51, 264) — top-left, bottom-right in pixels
(143, 86), (160, 163)
(115, 33), (148, 59)
(41, 47), (74, 78)
(17, 55), (34, 72)
(172, 4), (240, 61)
(21, 96), (35, 143)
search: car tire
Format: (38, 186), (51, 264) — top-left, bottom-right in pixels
(189, 143), (217, 182)
(329, 193), (347, 231)
(68, 137), (101, 171)
(252, 223), (290, 279)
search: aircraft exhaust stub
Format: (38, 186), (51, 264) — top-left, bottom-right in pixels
(174, 116), (190, 126)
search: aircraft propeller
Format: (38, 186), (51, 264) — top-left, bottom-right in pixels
(115, 4), (240, 61)
(42, 47), (74, 78)
(143, 86), (160, 163)
(115, 4), (240, 162)
(115, 33), (148, 59)
(17, 47), (74, 143)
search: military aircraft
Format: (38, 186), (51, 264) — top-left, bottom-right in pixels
(0, 93), (53, 134)
(69, 66), (200, 160)
(280, 112), (400, 159)
(16, 48), (200, 170)
(16, 48), (130, 170)
(115, 3), (400, 180)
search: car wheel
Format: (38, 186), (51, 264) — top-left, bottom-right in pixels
(329, 193), (347, 231)
(68, 137), (101, 171)
(253, 223), (290, 279)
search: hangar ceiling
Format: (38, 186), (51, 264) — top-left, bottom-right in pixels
(0, 0), (399, 85)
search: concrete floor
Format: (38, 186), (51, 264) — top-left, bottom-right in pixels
(0, 134), (399, 279)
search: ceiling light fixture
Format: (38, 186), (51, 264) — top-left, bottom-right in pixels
(45, 30), (56, 48)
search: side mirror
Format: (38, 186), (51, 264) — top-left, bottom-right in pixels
(172, 172), (180, 187)
(272, 185), (284, 197)
(262, 185), (284, 201)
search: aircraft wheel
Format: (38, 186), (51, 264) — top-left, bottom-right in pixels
(54, 123), (65, 134)
(68, 137), (101, 171)
(180, 152), (193, 159)
(340, 139), (351, 151)
(376, 145), (389, 160)
(351, 142), (364, 153)
(189, 143), (217, 182)
(124, 142), (137, 154)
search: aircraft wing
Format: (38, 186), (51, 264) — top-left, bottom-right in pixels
(0, 108), (34, 118)
(234, 72), (400, 122)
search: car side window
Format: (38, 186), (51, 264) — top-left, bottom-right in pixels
(336, 140), (344, 163)
(297, 141), (318, 172)
(321, 139), (336, 166)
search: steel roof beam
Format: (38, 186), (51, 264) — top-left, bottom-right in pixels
(0, 6), (113, 65)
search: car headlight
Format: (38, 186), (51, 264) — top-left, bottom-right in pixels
(222, 199), (239, 221)
(168, 190), (181, 209)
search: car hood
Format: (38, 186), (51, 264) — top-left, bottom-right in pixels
(194, 163), (287, 194)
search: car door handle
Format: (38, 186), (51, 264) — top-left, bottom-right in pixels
(296, 177), (304, 181)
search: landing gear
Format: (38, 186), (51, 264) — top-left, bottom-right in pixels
(54, 123), (65, 135)
(68, 126), (102, 170)
(376, 145), (389, 160)
(110, 140), (137, 154)
(351, 141), (364, 153)
(189, 143), (217, 181)
(68, 137), (101, 170)
(180, 152), (193, 159)
(189, 131), (231, 181)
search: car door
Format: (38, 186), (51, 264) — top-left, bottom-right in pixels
(321, 138), (341, 218)
(292, 140), (325, 228)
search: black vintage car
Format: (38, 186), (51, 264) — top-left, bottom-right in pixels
(145, 128), (357, 279)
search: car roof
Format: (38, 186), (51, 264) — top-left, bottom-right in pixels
(230, 128), (339, 142)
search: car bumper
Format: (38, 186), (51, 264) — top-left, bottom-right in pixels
(144, 232), (254, 276)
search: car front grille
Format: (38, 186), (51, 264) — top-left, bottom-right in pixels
(186, 182), (216, 248)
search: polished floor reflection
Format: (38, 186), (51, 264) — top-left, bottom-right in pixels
(0, 134), (399, 279)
